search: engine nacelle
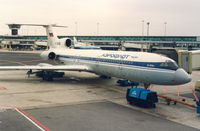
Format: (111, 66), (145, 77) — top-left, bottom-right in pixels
(65, 39), (72, 47)
(59, 38), (73, 48)
(48, 52), (56, 60)
(40, 51), (56, 60)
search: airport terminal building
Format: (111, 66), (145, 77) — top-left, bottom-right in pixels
(0, 24), (200, 50)
(0, 35), (200, 51)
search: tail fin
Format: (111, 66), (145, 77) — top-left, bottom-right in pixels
(14, 24), (67, 49)
(45, 25), (57, 49)
(43, 25), (67, 49)
(73, 37), (78, 45)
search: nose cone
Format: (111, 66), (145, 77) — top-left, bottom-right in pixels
(174, 68), (192, 85)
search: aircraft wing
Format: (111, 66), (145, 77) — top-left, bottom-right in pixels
(0, 64), (90, 72)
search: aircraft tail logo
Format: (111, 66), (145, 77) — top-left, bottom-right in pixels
(49, 33), (54, 37)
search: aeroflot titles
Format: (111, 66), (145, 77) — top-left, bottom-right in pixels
(102, 53), (138, 59)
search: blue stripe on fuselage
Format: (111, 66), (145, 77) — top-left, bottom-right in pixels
(57, 55), (175, 71)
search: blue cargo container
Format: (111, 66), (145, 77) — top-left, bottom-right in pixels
(197, 107), (200, 114)
(197, 97), (200, 114)
(126, 88), (158, 108)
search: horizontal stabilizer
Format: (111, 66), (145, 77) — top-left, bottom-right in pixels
(7, 23), (67, 28)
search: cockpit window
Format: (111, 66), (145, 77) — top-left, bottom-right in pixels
(160, 60), (179, 70)
(167, 61), (179, 70)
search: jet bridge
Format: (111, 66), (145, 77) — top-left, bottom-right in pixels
(189, 50), (200, 70)
(151, 48), (193, 74)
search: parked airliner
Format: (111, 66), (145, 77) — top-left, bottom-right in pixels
(73, 37), (101, 50)
(0, 24), (191, 88)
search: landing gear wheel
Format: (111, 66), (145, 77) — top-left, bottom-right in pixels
(47, 76), (53, 81)
(100, 75), (111, 79)
(144, 83), (150, 89)
(42, 74), (53, 81)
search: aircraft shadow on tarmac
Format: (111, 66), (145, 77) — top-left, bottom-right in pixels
(0, 73), (112, 85)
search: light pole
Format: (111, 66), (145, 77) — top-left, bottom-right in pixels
(97, 22), (99, 36)
(164, 22), (167, 36)
(147, 22), (150, 36)
(142, 20), (144, 36)
(146, 22), (150, 52)
(141, 20), (144, 52)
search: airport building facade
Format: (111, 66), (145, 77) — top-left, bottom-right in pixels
(0, 35), (200, 50)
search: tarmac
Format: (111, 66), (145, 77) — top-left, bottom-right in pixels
(0, 50), (200, 131)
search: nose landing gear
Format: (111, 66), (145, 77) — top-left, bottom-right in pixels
(144, 83), (150, 89)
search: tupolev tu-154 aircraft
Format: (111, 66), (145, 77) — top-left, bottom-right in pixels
(0, 24), (191, 88)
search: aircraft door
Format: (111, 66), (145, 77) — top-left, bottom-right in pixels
(119, 59), (126, 78)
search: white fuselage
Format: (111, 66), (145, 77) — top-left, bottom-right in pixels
(41, 49), (191, 85)
(0, 24), (191, 86)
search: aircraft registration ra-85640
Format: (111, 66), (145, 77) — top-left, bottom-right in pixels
(0, 24), (191, 89)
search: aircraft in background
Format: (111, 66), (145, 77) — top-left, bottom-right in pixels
(73, 37), (101, 50)
(0, 24), (191, 89)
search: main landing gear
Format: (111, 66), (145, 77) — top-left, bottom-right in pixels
(144, 83), (150, 89)
(38, 71), (65, 81)
(100, 75), (111, 79)
(27, 70), (65, 81)
(41, 71), (54, 81)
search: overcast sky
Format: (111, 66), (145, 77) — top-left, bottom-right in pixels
(0, 0), (200, 36)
